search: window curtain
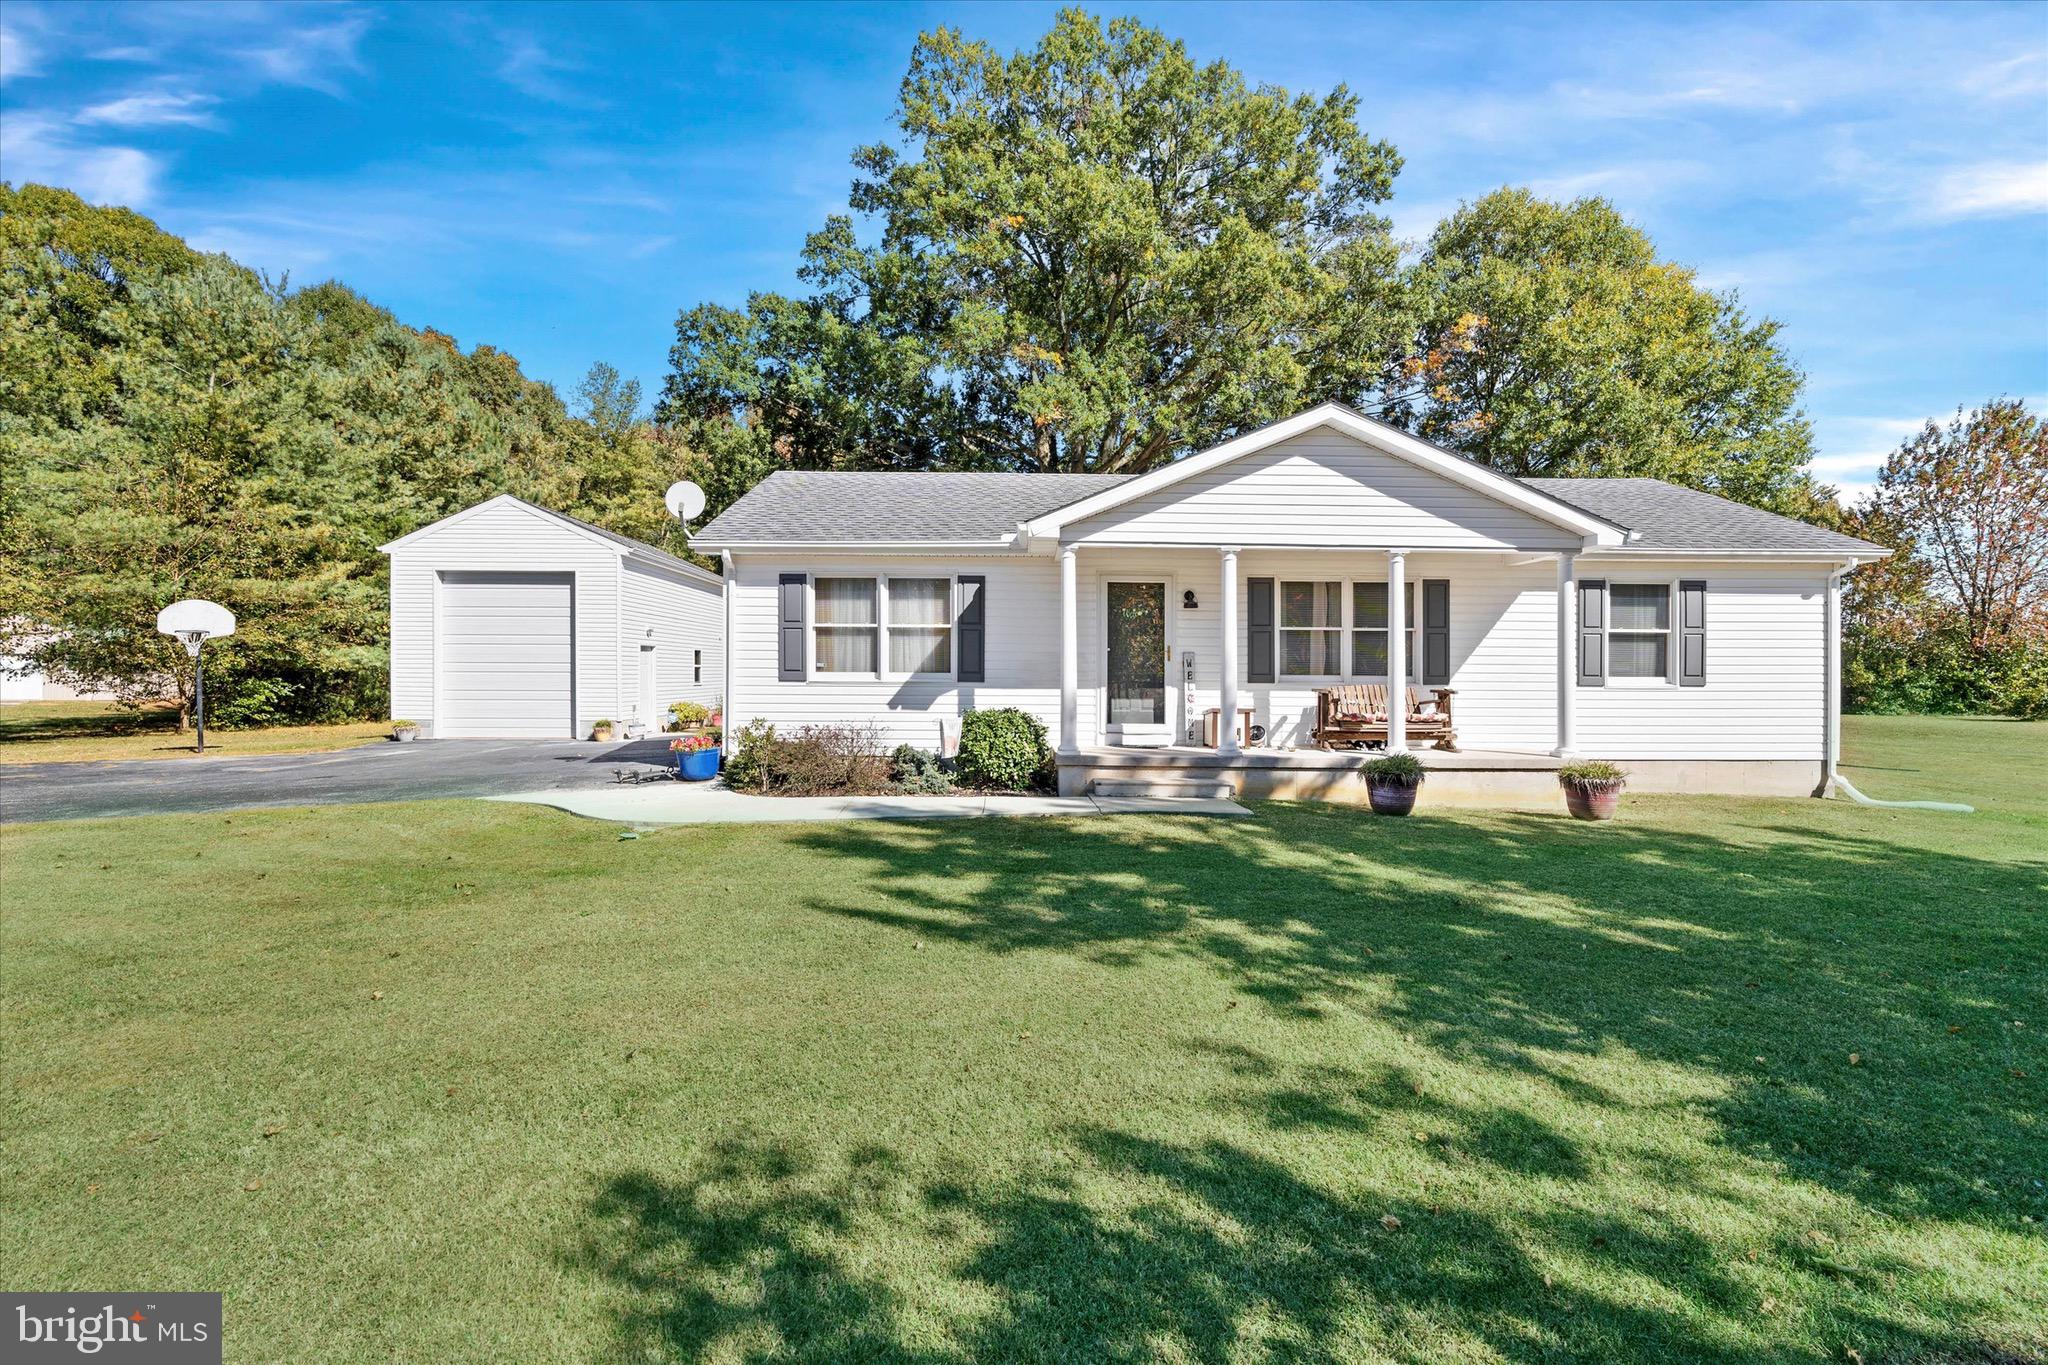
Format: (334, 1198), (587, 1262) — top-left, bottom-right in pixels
(815, 578), (878, 673)
(1609, 585), (1669, 677)
(887, 578), (951, 674)
(1280, 581), (1341, 675)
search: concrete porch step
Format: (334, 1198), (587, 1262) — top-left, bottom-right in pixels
(1087, 777), (1239, 800)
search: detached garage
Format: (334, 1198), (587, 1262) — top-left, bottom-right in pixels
(381, 495), (723, 739)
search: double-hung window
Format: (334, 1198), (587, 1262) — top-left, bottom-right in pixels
(886, 577), (952, 676)
(1350, 582), (1415, 679)
(1609, 584), (1671, 679)
(814, 578), (879, 674)
(1279, 581), (1342, 677)
(813, 576), (954, 677)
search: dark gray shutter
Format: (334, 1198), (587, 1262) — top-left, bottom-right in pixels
(1577, 579), (1606, 687)
(1678, 580), (1706, 687)
(955, 575), (985, 682)
(1422, 579), (1450, 685)
(777, 573), (807, 681)
(1247, 577), (1275, 684)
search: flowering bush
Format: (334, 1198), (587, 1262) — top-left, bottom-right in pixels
(669, 734), (718, 754)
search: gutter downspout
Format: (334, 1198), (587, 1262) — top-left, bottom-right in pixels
(1823, 564), (1844, 789)
(1823, 561), (1973, 813)
(722, 550), (737, 762)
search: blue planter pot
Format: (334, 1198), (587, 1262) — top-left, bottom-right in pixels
(677, 747), (722, 781)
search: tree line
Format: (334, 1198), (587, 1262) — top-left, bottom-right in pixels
(3, 12), (2038, 722)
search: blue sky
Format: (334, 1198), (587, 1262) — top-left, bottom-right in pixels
(3, 1), (2044, 499)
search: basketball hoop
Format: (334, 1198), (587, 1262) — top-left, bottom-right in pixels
(156, 600), (236, 753)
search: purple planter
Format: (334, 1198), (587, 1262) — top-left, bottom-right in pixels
(677, 747), (722, 781)
(1366, 779), (1419, 816)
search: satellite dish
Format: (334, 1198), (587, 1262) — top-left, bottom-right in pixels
(157, 599), (236, 648)
(664, 480), (706, 523)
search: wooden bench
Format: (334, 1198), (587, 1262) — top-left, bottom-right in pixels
(1312, 684), (1458, 751)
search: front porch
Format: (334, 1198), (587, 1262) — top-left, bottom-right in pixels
(1056, 743), (1824, 807)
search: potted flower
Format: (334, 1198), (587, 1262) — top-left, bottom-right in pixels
(1362, 752), (1426, 816)
(1558, 760), (1626, 821)
(592, 718), (616, 742)
(392, 719), (420, 743)
(671, 733), (721, 781)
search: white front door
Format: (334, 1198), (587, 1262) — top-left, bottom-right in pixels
(637, 644), (658, 731)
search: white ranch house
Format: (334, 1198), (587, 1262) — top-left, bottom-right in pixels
(689, 404), (1887, 805)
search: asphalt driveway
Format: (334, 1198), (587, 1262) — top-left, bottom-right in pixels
(0, 737), (679, 824)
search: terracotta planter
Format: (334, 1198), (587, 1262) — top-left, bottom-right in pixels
(1367, 778), (1420, 816)
(1563, 780), (1624, 821)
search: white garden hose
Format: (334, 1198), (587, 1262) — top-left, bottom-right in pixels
(1830, 774), (1974, 814)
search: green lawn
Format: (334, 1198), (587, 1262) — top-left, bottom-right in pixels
(0, 699), (391, 764)
(2, 716), (2042, 1363)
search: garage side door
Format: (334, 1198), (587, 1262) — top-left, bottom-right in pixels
(438, 571), (575, 738)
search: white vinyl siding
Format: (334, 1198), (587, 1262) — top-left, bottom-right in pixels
(731, 555), (1065, 750)
(729, 549), (1830, 762)
(620, 559), (724, 727)
(1062, 429), (1584, 550)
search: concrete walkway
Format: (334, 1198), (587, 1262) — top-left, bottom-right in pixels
(490, 783), (1252, 827)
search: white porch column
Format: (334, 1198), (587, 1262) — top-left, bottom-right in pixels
(1386, 548), (1408, 753)
(1217, 547), (1241, 755)
(1554, 551), (1578, 758)
(1058, 545), (1079, 755)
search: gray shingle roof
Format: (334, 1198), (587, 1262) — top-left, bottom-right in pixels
(693, 470), (1134, 544)
(693, 467), (1883, 557)
(1522, 478), (1885, 554)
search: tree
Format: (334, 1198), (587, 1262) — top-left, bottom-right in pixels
(659, 10), (1405, 474)
(1867, 399), (2047, 647)
(1380, 189), (1819, 511)
(1842, 398), (2048, 717)
(0, 185), (691, 720)
(577, 361), (643, 446)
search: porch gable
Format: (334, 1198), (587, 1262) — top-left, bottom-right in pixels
(1059, 425), (1590, 551)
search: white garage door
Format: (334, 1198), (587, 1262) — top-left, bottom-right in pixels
(437, 571), (575, 738)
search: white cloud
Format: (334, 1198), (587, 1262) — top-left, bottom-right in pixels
(0, 111), (160, 206)
(1970, 49), (2048, 102)
(492, 29), (597, 106)
(1924, 160), (2048, 221)
(0, 22), (35, 80)
(76, 90), (220, 128)
(236, 14), (370, 95)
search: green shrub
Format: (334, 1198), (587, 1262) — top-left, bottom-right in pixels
(890, 745), (955, 795)
(722, 720), (776, 791)
(955, 709), (1053, 791)
(667, 700), (713, 729)
(1362, 752), (1426, 786)
(206, 674), (299, 729)
(1557, 759), (1626, 788)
